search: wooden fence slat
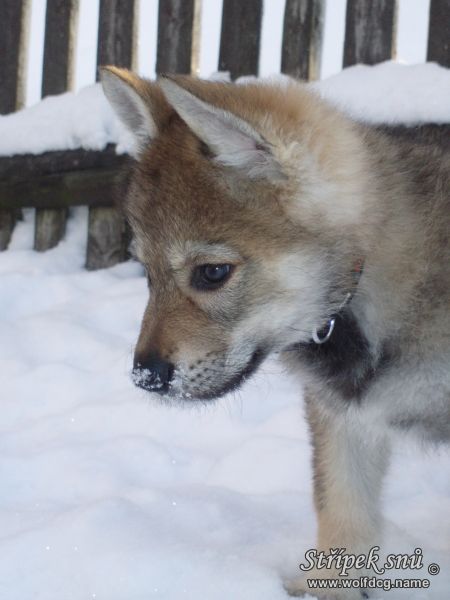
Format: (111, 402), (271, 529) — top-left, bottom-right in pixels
(281, 0), (325, 80)
(0, 209), (16, 251)
(96, 0), (136, 73)
(34, 208), (69, 250)
(343, 0), (397, 67)
(0, 0), (30, 114)
(86, 206), (129, 270)
(427, 0), (450, 67)
(35, 0), (79, 253)
(191, 0), (202, 75)
(41, 0), (79, 97)
(0, 0), (30, 250)
(218, 0), (263, 80)
(91, 0), (137, 270)
(0, 210), (18, 250)
(156, 0), (198, 74)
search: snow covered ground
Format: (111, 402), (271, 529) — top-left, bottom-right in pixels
(0, 62), (449, 598)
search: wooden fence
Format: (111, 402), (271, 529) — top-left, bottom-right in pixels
(0, 0), (449, 269)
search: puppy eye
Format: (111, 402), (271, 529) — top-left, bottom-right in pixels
(191, 264), (234, 290)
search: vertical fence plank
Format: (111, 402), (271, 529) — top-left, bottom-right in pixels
(0, 0), (30, 114)
(281, 0), (325, 80)
(35, 208), (70, 251)
(0, 210), (18, 250)
(35, 0), (79, 253)
(0, 0), (30, 250)
(343, 0), (397, 67)
(96, 0), (136, 74)
(218, 0), (263, 80)
(191, 0), (202, 75)
(41, 0), (79, 97)
(86, 206), (129, 271)
(427, 0), (450, 67)
(156, 0), (197, 74)
(87, 0), (137, 270)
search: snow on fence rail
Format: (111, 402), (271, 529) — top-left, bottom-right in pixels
(0, 0), (449, 269)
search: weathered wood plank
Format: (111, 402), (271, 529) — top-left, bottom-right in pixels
(86, 206), (129, 270)
(37, 0), (79, 252)
(96, 0), (137, 72)
(41, 0), (79, 97)
(427, 0), (450, 67)
(156, 0), (197, 74)
(0, 166), (129, 211)
(376, 123), (450, 151)
(218, 0), (263, 80)
(0, 148), (130, 254)
(0, 145), (126, 180)
(0, 0), (30, 114)
(191, 0), (202, 75)
(281, 0), (325, 80)
(34, 208), (68, 251)
(0, 209), (16, 251)
(94, 0), (136, 268)
(0, 147), (130, 212)
(0, 0), (30, 249)
(343, 0), (397, 67)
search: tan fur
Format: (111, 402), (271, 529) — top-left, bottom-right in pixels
(102, 68), (450, 598)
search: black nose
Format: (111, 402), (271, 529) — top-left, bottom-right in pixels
(132, 352), (174, 394)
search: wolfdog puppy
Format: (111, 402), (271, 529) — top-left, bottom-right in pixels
(101, 67), (450, 598)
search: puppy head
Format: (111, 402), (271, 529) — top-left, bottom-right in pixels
(101, 68), (371, 400)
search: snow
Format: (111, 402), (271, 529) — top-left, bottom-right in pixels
(314, 62), (450, 124)
(1, 61), (450, 158)
(0, 84), (134, 157)
(1, 210), (449, 599)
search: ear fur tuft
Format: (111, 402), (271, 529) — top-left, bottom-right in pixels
(159, 77), (284, 180)
(100, 67), (158, 154)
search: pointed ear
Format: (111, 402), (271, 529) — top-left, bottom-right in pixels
(158, 78), (284, 180)
(100, 67), (170, 155)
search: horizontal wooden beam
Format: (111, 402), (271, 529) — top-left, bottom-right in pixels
(0, 166), (128, 210)
(0, 146), (131, 210)
(376, 123), (450, 151)
(0, 145), (128, 179)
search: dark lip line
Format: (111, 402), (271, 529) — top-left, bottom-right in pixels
(191, 348), (268, 401)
